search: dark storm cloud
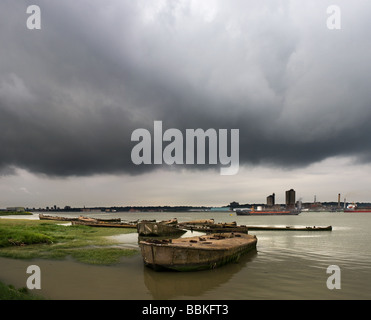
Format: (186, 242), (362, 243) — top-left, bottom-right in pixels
(1, 0), (371, 177)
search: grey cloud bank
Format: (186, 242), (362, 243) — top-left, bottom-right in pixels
(1, 0), (371, 178)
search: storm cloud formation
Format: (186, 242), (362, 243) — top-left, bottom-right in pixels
(1, 0), (371, 177)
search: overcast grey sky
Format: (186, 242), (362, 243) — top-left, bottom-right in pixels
(1, 0), (371, 208)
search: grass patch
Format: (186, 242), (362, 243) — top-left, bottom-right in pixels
(0, 281), (45, 300)
(0, 211), (33, 216)
(0, 219), (138, 265)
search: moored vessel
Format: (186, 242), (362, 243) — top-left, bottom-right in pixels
(344, 204), (371, 213)
(139, 232), (257, 271)
(181, 221), (249, 233)
(137, 220), (187, 236)
(39, 214), (78, 221)
(235, 208), (300, 216)
(71, 220), (137, 228)
(245, 225), (332, 231)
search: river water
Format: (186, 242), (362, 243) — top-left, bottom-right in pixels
(1, 211), (371, 300)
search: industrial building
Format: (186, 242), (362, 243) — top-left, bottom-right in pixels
(285, 189), (296, 207)
(266, 193), (275, 206)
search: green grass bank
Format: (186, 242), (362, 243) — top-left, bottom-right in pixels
(0, 219), (139, 265)
(0, 281), (45, 300)
(0, 211), (33, 216)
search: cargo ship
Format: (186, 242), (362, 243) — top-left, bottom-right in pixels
(235, 206), (300, 216)
(344, 204), (371, 213)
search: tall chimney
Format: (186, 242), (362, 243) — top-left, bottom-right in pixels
(338, 193), (341, 208)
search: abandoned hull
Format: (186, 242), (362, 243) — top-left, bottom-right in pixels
(139, 233), (257, 271)
(179, 219), (215, 225)
(246, 225), (332, 231)
(71, 220), (137, 228)
(39, 214), (78, 221)
(137, 221), (187, 236)
(181, 221), (248, 234)
(78, 216), (121, 223)
(183, 225), (249, 234)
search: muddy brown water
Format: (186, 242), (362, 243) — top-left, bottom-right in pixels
(1, 211), (371, 299)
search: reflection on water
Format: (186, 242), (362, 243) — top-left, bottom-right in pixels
(143, 250), (257, 299)
(1, 211), (371, 299)
(0, 256), (150, 300)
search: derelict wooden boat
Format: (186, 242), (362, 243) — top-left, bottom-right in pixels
(95, 217), (121, 222)
(245, 225), (332, 231)
(78, 216), (96, 222)
(179, 219), (215, 225)
(71, 220), (137, 228)
(159, 218), (178, 225)
(78, 216), (121, 223)
(39, 214), (78, 221)
(236, 209), (300, 216)
(139, 232), (257, 271)
(137, 221), (186, 236)
(182, 222), (249, 234)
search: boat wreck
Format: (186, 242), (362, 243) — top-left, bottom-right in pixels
(139, 232), (257, 271)
(78, 216), (121, 223)
(39, 214), (78, 221)
(245, 225), (332, 231)
(71, 220), (137, 228)
(137, 219), (186, 237)
(235, 208), (300, 216)
(181, 221), (249, 234)
(179, 219), (215, 225)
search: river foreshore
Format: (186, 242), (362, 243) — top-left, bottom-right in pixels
(1, 211), (371, 300)
(0, 218), (138, 264)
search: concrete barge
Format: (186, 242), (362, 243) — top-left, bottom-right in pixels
(71, 220), (137, 228)
(139, 232), (257, 271)
(137, 220), (187, 237)
(181, 221), (249, 234)
(245, 225), (332, 231)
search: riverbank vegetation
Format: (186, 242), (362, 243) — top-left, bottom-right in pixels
(0, 211), (33, 216)
(0, 219), (138, 265)
(0, 281), (45, 300)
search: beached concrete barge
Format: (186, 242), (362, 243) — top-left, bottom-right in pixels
(137, 220), (187, 237)
(139, 233), (257, 271)
(245, 225), (332, 231)
(71, 220), (137, 228)
(180, 221), (249, 233)
(39, 214), (78, 221)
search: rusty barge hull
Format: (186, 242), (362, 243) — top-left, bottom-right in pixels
(182, 225), (249, 234)
(236, 210), (300, 216)
(71, 220), (137, 228)
(139, 233), (257, 272)
(181, 221), (248, 234)
(39, 214), (78, 221)
(137, 221), (187, 237)
(246, 225), (332, 231)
